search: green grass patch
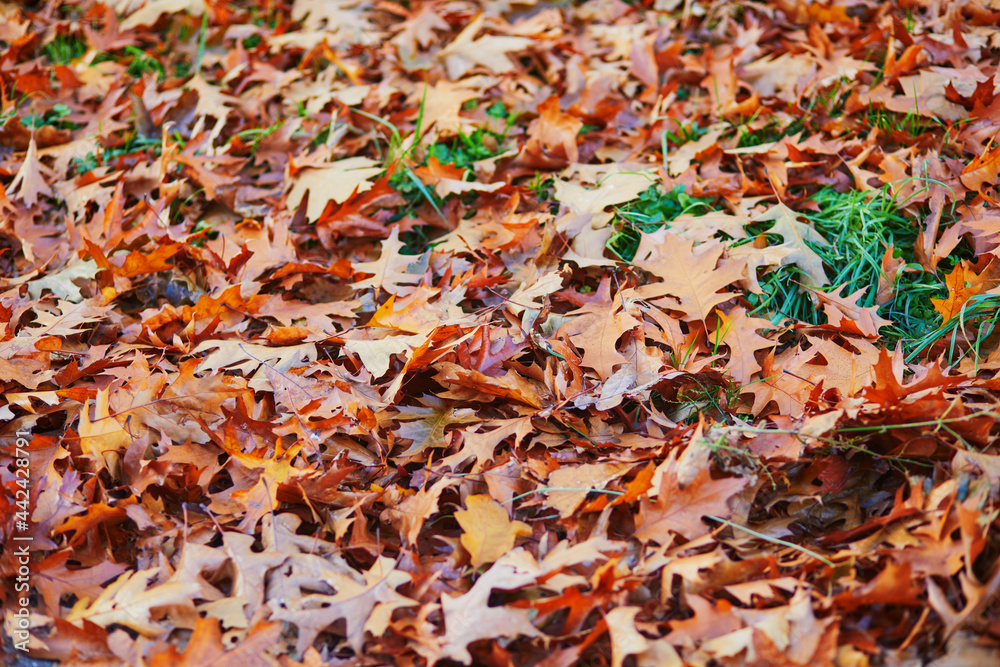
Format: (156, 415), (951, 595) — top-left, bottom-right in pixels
(732, 115), (807, 148)
(609, 182), (970, 357)
(608, 184), (714, 261)
(745, 186), (956, 351)
(23, 104), (77, 131)
(73, 132), (162, 176)
(43, 34), (87, 64)
(862, 107), (937, 137)
(426, 127), (507, 170)
(388, 126), (512, 244)
(125, 45), (166, 79)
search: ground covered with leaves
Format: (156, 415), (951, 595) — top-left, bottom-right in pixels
(3, 0), (1000, 664)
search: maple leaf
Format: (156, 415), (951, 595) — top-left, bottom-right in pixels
(455, 494), (532, 569)
(752, 203), (831, 287)
(626, 231), (745, 322)
(931, 260), (1000, 321)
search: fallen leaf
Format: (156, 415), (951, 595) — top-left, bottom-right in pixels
(455, 494), (531, 569)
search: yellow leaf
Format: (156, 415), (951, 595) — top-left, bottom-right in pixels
(455, 494), (531, 569)
(79, 389), (131, 467)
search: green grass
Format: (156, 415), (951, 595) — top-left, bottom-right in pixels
(426, 128), (508, 170)
(73, 132), (162, 176)
(23, 104), (77, 131)
(732, 115), (808, 148)
(744, 186), (956, 351)
(350, 100), (513, 253)
(608, 184), (714, 261)
(388, 125), (512, 246)
(43, 34), (87, 64)
(125, 45), (166, 79)
(908, 293), (1000, 365)
(608, 181), (971, 357)
(862, 107), (941, 138)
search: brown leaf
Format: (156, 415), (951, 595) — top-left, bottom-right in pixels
(635, 451), (749, 542)
(627, 231), (745, 322)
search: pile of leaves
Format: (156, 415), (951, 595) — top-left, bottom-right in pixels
(3, 0), (1000, 664)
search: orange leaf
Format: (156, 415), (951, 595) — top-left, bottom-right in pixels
(961, 140), (1000, 194)
(931, 260), (1000, 321)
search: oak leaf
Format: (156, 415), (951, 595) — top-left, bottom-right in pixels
(714, 306), (775, 384)
(271, 556), (415, 655)
(563, 283), (640, 379)
(606, 607), (650, 667)
(440, 551), (542, 664)
(439, 14), (532, 79)
(635, 453), (749, 542)
(809, 284), (892, 337)
(668, 125), (725, 176)
(752, 203), (831, 287)
(9, 137), (53, 205)
(628, 231), (745, 322)
(148, 618), (281, 667)
(961, 140), (1000, 199)
(545, 462), (630, 518)
(798, 335), (879, 397)
(525, 95), (582, 164)
(413, 156), (503, 198)
(287, 156), (383, 222)
(66, 568), (199, 637)
(455, 494), (531, 569)
(351, 228), (425, 294)
(393, 395), (479, 459)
